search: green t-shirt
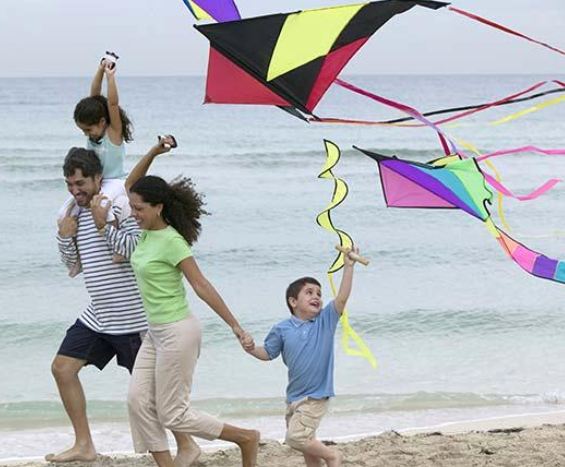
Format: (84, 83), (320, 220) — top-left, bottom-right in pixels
(131, 226), (192, 324)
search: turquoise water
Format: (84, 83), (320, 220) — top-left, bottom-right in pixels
(1, 74), (565, 459)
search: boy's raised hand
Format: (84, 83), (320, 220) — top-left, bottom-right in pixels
(344, 246), (360, 267)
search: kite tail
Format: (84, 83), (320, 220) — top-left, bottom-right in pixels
(486, 218), (565, 284)
(328, 273), (378, 369)
(448, 7), (565, 56)
(317, 140), (378, 368)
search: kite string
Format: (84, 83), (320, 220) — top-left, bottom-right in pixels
(448, 6), (565, 57)
(334, 78), (459, 156)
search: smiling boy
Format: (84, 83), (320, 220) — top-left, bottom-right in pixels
(246, 248), (360, 467)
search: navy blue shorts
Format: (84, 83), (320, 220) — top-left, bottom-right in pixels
(57, 320), (142, 373)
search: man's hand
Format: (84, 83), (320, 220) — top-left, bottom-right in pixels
(90, 194), (112, 230)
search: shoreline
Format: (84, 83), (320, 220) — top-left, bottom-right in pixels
(4, 410), (565, 466)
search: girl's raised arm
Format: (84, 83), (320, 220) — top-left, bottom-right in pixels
(104, 64), (123, 145)
(90, 61), (105, 97)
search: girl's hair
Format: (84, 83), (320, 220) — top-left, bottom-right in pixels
(130, 175), (208, 245)
(74, 95), (133, 143)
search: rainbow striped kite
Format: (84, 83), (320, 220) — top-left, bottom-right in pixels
(357, 147), (565, 285)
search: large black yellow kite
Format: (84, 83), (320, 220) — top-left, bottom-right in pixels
(195, 0), (447, 120)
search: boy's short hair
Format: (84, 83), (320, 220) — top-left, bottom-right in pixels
(63, 147), (102, 178)
(285, 277), (321, 314)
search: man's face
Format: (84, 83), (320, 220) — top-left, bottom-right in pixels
(65, 169), (101, 207)
(289, 283), (323, 319)
(76, 119), (106, 144)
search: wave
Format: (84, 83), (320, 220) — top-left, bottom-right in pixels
(1, 391), (562, 431)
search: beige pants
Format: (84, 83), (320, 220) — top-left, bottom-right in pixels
(128, 314), (224, 453)
(285, 398), (329, 450)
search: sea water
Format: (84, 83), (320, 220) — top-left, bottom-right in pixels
(1, 74), (565, 460)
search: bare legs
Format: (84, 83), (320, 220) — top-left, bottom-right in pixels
(218, 424), (260, 467)
(172, 432), (201, 467)
(299, 439), (342, 467)
(45, 355), (97, 462)
(149, 425), (259, 467)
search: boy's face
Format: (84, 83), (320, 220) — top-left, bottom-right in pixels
(289, 282), (323, 320)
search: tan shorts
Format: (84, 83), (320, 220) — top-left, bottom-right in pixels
(285, 397), (329, 450)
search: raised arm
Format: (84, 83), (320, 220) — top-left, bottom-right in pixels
(334, 247), (359, 315)
(125, 138), (174, 191)
(103, 64), (123, 145)
(179, 256), (253, 350)
(90, 61), (105, 96)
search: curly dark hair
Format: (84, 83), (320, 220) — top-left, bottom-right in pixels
(74, 95), (133, 143)
(129, 175), (208, 245)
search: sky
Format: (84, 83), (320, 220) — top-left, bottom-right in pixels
(0, 0), (563, 77)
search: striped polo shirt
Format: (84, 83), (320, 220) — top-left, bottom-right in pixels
(57, 195), (147, 335)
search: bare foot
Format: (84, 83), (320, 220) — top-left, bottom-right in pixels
(174, 442), (201, 467)
(45, 445), (97, 463)
(327, 450), (343, 467)
(237, 430), (260, 467)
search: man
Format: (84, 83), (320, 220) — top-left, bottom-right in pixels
(47, 147), (146, 462)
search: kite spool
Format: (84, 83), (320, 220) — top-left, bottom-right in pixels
(158, 134), (178, 149)
(102, 51), (119, 70)
(335, 245), (370, 266)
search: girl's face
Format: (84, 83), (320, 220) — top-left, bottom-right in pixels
(128, 192), (163, 230)
(76, 118), (106, 143)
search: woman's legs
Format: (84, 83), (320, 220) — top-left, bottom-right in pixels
(172, 432), (201, 467)
(152, 316), (259, 466)
(218, 424), (260, 467)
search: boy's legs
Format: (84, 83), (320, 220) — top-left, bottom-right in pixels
(285, 398), (342, 467)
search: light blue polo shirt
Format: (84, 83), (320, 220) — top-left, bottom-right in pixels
(264, 301), (339, 403)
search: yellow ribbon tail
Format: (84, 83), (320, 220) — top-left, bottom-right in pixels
(329, 273), (378, 369)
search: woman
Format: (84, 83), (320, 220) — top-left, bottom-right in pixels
(124, 137), (259, 467)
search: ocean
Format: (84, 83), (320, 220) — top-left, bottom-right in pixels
(1, 74), (565, 461)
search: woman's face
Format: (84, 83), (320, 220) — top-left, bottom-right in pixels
(128, 192), (163, 230)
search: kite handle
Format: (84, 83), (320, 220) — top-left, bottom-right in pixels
(335, 245), (370, 266)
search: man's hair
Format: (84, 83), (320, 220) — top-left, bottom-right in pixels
(63, 147), (102, 178)
(285, 276), (321, 315)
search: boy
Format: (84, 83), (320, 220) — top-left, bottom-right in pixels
(246, 247), (360, 467)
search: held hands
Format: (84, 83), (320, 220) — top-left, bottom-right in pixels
(90, 194), (112, 230)
(233, 326), (255, 352)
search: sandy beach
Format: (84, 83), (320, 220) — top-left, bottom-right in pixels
(5, 412), (565, 467)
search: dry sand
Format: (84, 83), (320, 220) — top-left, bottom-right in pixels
(5, 420), (565, 467)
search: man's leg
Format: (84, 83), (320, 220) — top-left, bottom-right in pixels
(45, 355), (96, 462)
